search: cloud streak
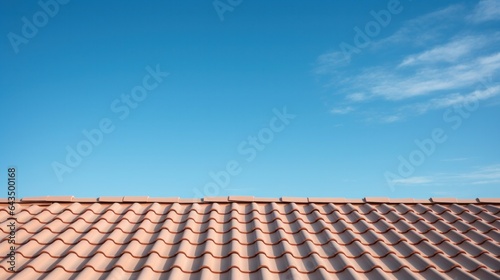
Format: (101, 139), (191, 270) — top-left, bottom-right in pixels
(467, 0), (500, 23)
(405, 85), (500, 115)
(347, 50), (500, 102)
(330, 106), (354, 115)
(373, 4), (464, 48)
(315, 1), (500, 121)
(391, 164), (500, 186)
(398, 36), (488, 67)
(391, 176), (432, 185)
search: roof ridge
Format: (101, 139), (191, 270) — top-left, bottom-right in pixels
(1, 196), (499, 204)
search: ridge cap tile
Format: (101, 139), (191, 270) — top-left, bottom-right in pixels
(280, 197), (308, 203)
(123, 196), (149, 202)
(21, 196), (75, 202)
(20, 196), (49, 202)
(308, 197), (346, 203)
(392, 198), (416, 203)
(49, 196), (76, 202)
(477, 198), (500, 203)
(430, 197), (458, 203)
(97, 197), (124, 203)
(228, 196), (255, 202)
(203, 197), (229, 202)
(147, 197), (180, 203)
(414, 198), (432, 203)
(75, 198), (98, 203)
(363, 197), (391, 203)
(344, 198), (364, 203)
(252, 197), (280, 202)
(455, 199), (477, 203)
(178, 198), (202, 203)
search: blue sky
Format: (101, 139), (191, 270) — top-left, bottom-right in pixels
(1, 0), (499, 199)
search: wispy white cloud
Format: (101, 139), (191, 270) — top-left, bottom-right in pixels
(314, 51), (350, 74)
(315, 2), (500, 123)
(391, 164), (500, 186)
(373, 4), (465, 48)
(404, 84), (500, 114)
(456, 164), (500, 183)
(398, 36), (487, 67)
(316, 5), (465, 74)
(345, 92), (368, 102)
(381, 115), (402, 123)
(468, 0), (500, 23)
(351, 52), (500, 101)
(391, 176), (432, 185)
(330, 106), (354, 114)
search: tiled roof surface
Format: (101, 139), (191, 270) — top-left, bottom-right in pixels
(1, 196), (499, 279)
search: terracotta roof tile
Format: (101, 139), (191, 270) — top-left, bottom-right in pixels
(148, 197), (180, 203)
(21, 196), (75, 202)
(97, 196), (123, 203)
(478, 198), (500, 203)
(178, 198), (203, 203)
(345, 198), (365, 203)
(414, 198), (433, 203)
(122, 196), (149, 202)
(430, 197), (460, 203)
(396, 198), (418, 204)
(228, 195), (254, 202)
(307, 197), (340, 203)
(1, 196), (499, 279)
(203, 196), (229, 202)
(280, 196), (309, 203)
(74, 197), (98, 203)
(363, 197), (391, 203)
(252, 197), (280, 202)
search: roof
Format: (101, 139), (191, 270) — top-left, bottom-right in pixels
(1, 196), (499, 279)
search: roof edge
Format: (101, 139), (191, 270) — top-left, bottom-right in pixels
(0, 196), (497, 204)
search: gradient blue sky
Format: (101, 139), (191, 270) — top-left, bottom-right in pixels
(1, 0), (499, 199)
